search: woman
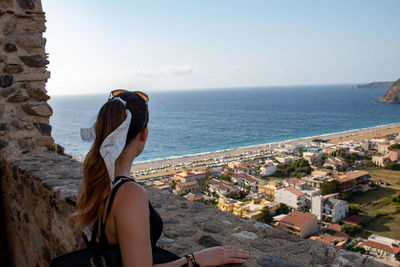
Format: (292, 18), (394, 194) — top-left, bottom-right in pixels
(76, 90), (249, 266)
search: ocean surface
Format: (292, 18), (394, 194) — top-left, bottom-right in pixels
(49, 85), (400, 162)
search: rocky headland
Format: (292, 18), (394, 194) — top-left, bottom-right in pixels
(378, 78), (400, 104)
(350, 81), (393, 89)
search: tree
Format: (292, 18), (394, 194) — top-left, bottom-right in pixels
(177, 190), (187, 197)
(276, 203), (291, 214)
(170, 180), (176, 190)
(341, 224), (362, 236)
(385, 162), (400, 170)
(320, 180), (340, 195)
(352, 246), (366, 254)
(201, 174), (212, 192)
(225, 191), (248, 201)
(348, 205), (361, 216)
(256, 206), (273, 224)
(388, 143), (400, 151)
(274, 158), (312, 178)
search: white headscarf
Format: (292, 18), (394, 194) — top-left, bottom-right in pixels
(80, 97), (132, 184)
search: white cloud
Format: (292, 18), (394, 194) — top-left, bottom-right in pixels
(128, 64), (194, 77)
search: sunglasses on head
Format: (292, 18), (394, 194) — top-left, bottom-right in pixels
(109, 89), (149, 102)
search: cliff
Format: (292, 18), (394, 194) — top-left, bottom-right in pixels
(378, 79), (400, 104)
(350, 81), (393, 89)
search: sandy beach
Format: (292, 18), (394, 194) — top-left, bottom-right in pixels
(132, 122), (400, 179)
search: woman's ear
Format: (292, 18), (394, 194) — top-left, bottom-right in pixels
(140, 127), (148, 142)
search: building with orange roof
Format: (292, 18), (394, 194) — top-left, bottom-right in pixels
(310, 229), (350, 249)
(362, 235), (400, 262)
(258, 181), (283, 201)
(338, 170), (371, 192)
(241, 174), (261, 189)
(184, 193), (204, 202)
(328, 223), (343, 232)
(275, 211), (318, 238)
(341, 215), (364, 225)
(208, 178), (239, 197)
(173, 169), (206, 183)
(275, 187), (307, 210)
(176, 181), (199, 193)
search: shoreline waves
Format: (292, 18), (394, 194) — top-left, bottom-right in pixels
(131, 122), (400, 174)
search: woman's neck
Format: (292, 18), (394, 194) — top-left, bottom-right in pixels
(114, 156), (134, 178)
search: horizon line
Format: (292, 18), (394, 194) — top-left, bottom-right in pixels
(48, 81), (392, 97)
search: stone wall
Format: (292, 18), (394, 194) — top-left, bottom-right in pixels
(0, 152), (82, 266)
(0, 0), (54, 157)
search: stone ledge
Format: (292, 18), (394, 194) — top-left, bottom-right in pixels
(0, 152), (390, 266)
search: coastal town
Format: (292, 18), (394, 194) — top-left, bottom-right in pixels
(133, 128), (400, 266)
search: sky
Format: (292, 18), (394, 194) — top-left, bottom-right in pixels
(42, 0), (400, 96)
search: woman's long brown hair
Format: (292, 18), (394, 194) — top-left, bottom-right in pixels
(74, 100), (127, 230)
(74, 92), (149, 231)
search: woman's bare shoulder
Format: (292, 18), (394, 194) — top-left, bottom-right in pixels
(113, 181), (148, 211)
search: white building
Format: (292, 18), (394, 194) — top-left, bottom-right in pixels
(275, 156), (294, 164)
(299, 186), (321, 207)
(363, 235), (400, 262)
(275, 187), (307, 210)
(208, 178), (239, 197)
(260, 164), (276, 176)
(311, 193), (348, 223)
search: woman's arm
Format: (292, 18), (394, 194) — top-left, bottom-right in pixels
(115, 182), (249, 267)
(114, 182), (153, 266)
(154, 246), (249, 267)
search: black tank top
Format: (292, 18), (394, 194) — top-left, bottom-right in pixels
(98, 176), (179, 264)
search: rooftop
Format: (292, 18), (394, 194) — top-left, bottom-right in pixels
(285, 186), (305, 197)
(280, 210), (317, 228)
(341, 215), (364, 225)
(342, 170), (370, 180)
(364, 240), (400, 255)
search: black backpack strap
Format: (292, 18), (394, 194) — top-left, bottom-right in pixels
(99, 177), (135, 245)
(88, 220), (99, 248)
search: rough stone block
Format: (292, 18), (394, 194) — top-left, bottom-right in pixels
(2, 17), (16, 35)
(0, 87), (17, 97)
(14, 71), (50, 82)
(17, 0), (36, 10)
(2, 64), (24, 74)
(8, 91), (29, 102)
(0, 75), (13, 88)
(0, 1), (13, 9)
(22, 103), (53, 117)
(25, 87), (49, 101)
(0, 123), (8, 131)
(0, 104), (4, 119)
(17, 19), (46, 33)
(18, 138), (35, 151)
(36, 136), (54, 147)
(197, 235), (222, 248)
(19, 55), (49, 68)
(3, 43), (17, 52)
(16, 34), (46, 49)
(34, 122), (51, 136)
(256, 256), (304, 267)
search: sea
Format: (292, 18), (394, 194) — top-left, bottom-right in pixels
(49, 85), (400, 163)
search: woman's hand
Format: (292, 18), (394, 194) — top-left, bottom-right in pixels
(193, 246), (249, 266)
